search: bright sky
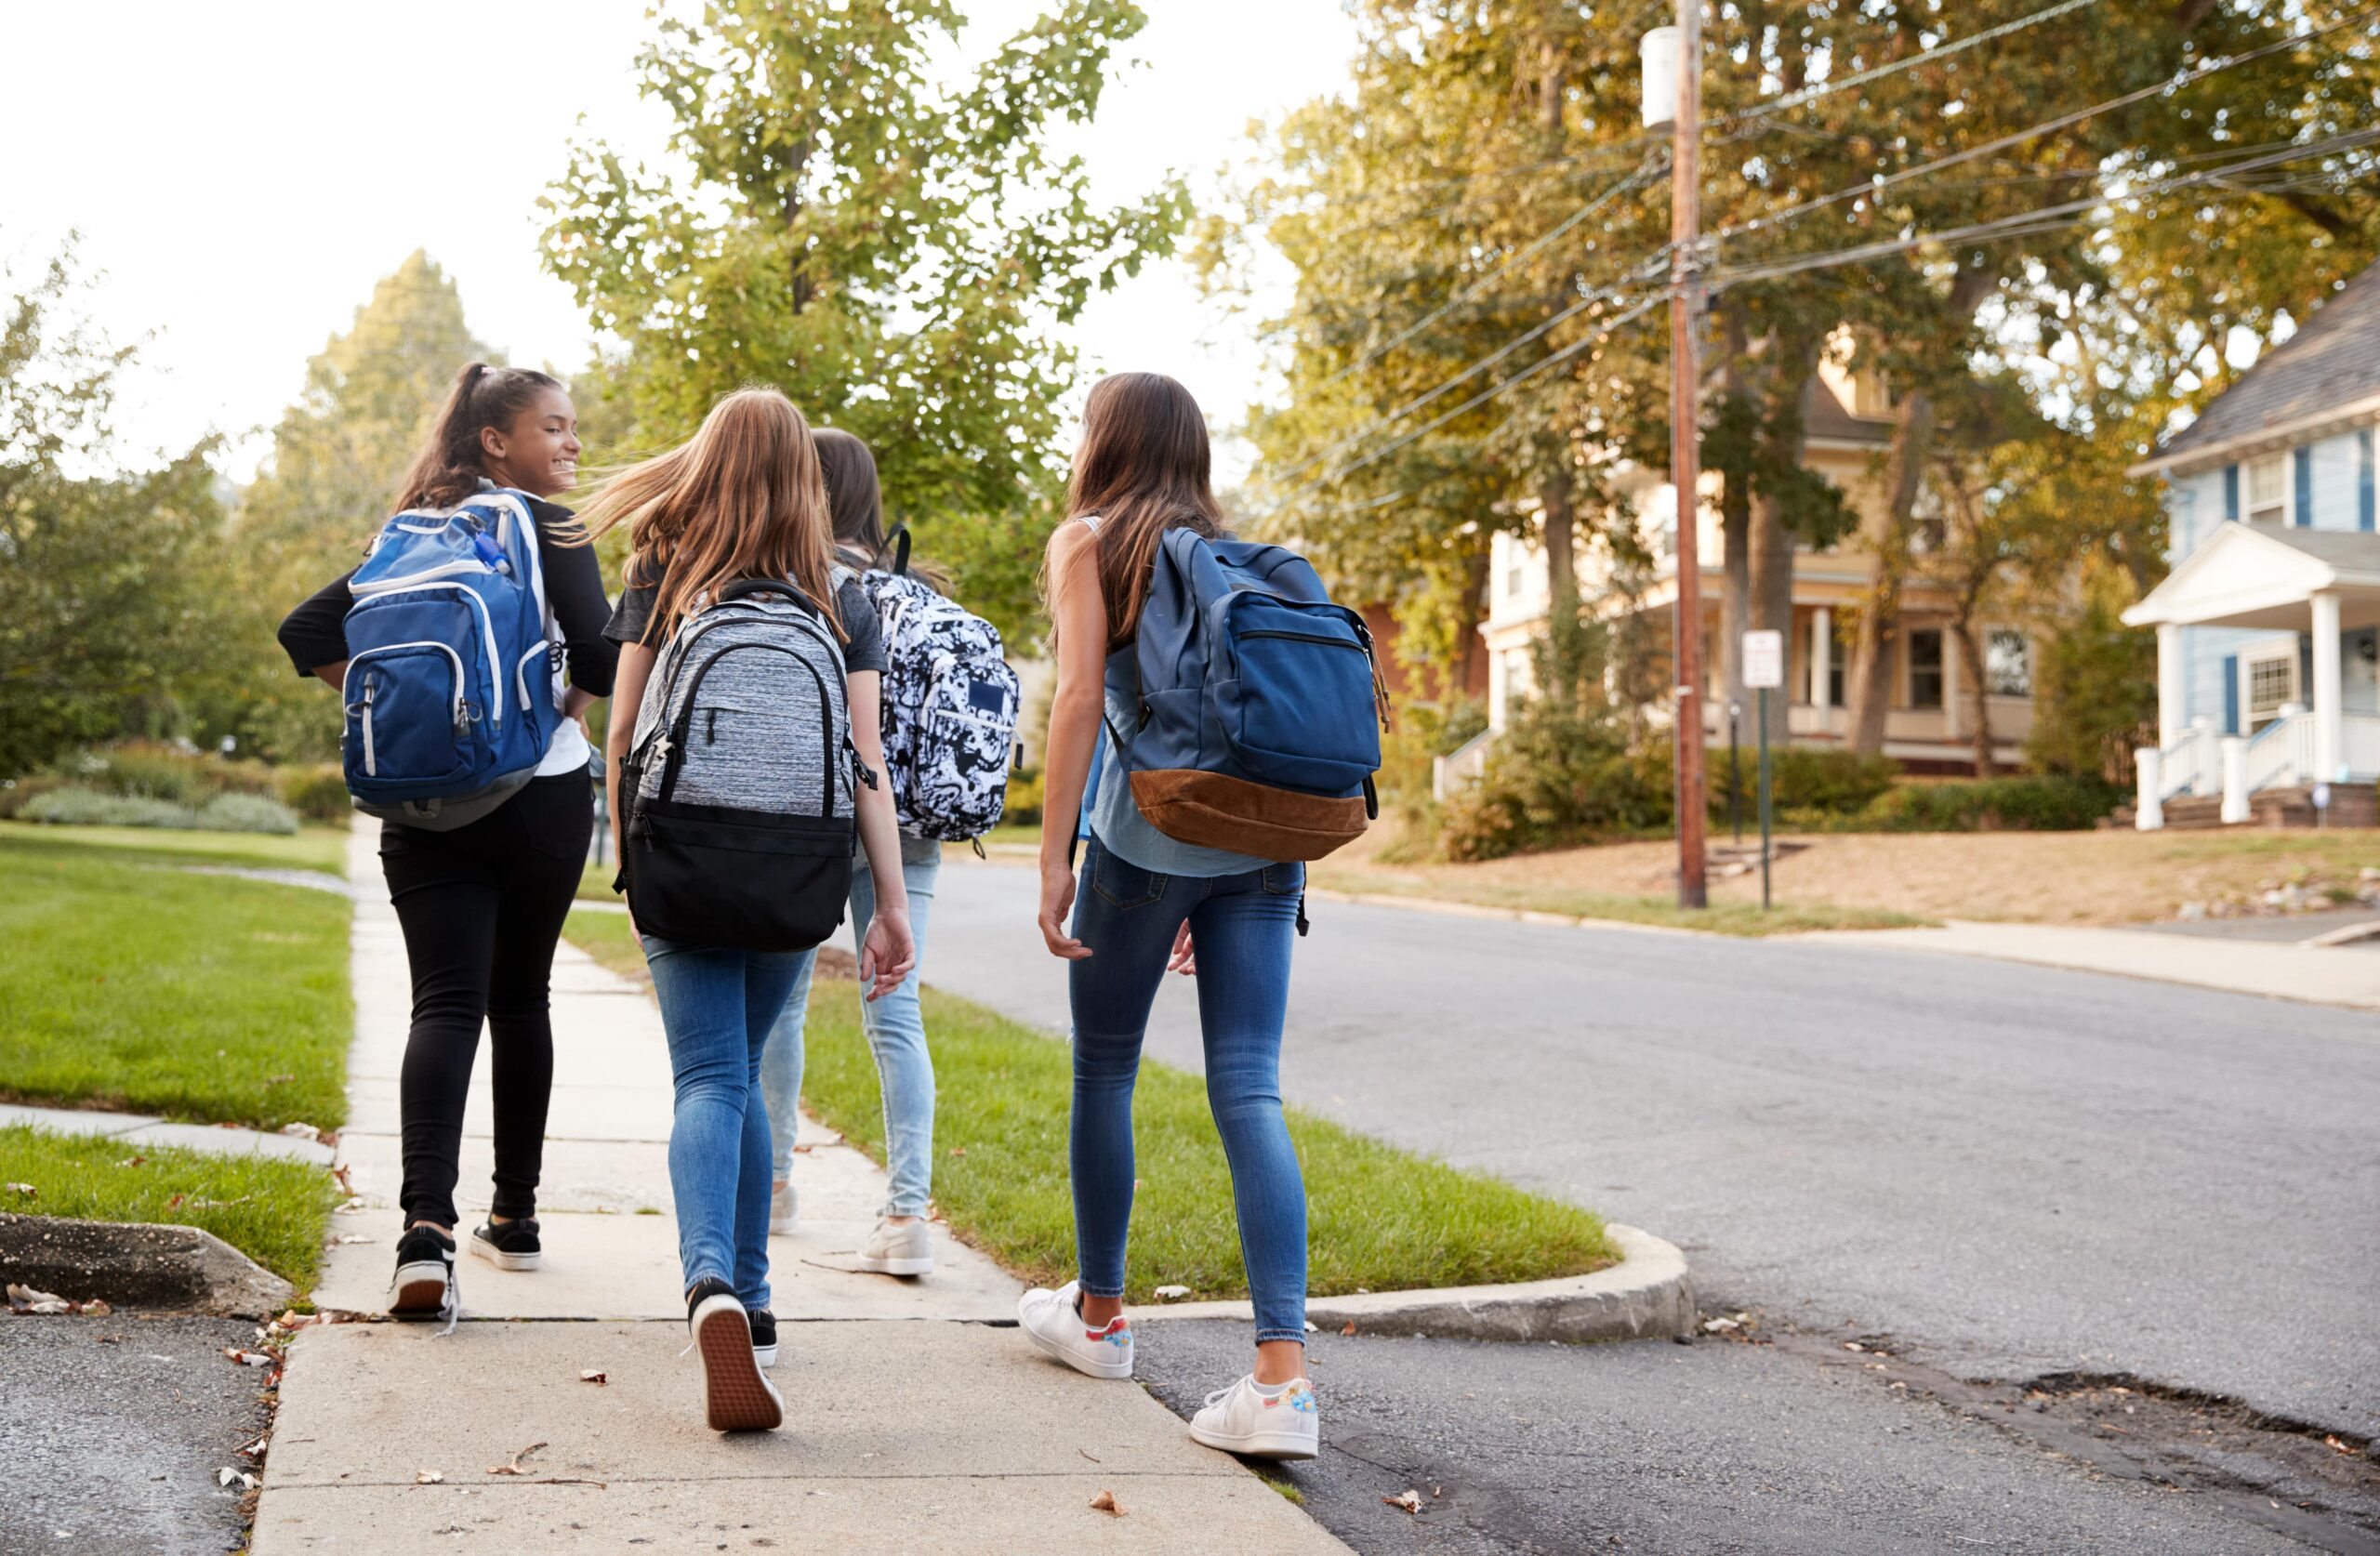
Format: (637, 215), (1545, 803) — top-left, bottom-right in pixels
(0, 1), (1359, 486)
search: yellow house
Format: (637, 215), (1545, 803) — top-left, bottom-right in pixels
(1465, 353), (2037, 779)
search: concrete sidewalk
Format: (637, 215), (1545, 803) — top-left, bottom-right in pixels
(251, 822), (1342, 1553)
(1818, 917), (2380, 1010)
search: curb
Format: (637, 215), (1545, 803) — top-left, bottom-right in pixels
(1126, 1222), (1695, 1344)
(0, 1212), (296, 1317)
(1302, 887), (1717, 937)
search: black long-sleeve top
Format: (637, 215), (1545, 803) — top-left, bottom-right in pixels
(276, 494), (618, 699)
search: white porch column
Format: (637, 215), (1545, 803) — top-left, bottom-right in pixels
(2156, 623), (2185, 748)
(2220, 735), (2249, 824)
(2312, 590), (2345, 783)
(1811, 606), (1832, 733)
(2135, 746), (2164, 831)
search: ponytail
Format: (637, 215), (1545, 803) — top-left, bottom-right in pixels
(394, 362), (563, 511)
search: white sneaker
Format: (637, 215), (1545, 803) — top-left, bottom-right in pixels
(853, 1217), (933, 1277)
(769, 1180), (797, 1235)
(1017, 1280), (1134, 1379)
(1189, 1374), (1319, 1460)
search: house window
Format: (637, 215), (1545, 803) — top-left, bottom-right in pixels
(1504, 559), (1526, 598)
(1908, 629), (1945, 709)
(1986, 630), (2031, 696)
(2244, 452), (2288, 524)
(1827, 657), (1845, 709)
(2245, 653), (2296, 729)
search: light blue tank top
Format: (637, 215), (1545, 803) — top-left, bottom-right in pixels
(1076, 516), (1273, 877)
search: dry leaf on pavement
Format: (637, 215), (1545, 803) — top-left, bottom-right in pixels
(1088, 1490), (1125, 1516)
(486, 1442), (547, 1476)
(222, 1349), (274, 1368)
(415, 1470), (444, 1484)
(1153, 1285), (1191, 1301)
(579, 1369), (607, 1385)
(1341, 1320), (1357, 1337)
(1384, 1490), (1423, 1515)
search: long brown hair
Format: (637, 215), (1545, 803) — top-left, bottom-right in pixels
(578, 387), (844, 645)
(815, 427), (948, 594)
(1058, 372), (1226, 647)
(395, 363), (564, 510)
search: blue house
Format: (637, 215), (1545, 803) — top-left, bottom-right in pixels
(2124, 265), (2380, 828)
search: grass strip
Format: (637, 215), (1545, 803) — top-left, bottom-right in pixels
(800, 982), (1616, 1303)
(1309, 869), (1930, 936)
(0, 820), (350, 876)
(0, 1124), (339, 1287)
(555, 922), (1618, 1300)
(0, 833), (350, 1129)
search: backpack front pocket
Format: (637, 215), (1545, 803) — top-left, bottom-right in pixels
(344, 643), (475, 788)
(1214, 601), (1382, 793)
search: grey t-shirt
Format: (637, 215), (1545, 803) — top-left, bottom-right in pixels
(603, 569), (884, 673)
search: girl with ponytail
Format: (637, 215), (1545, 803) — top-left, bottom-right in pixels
(276, 363), (617, 1321)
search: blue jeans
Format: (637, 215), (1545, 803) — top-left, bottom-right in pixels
(641, 936), (807, 1310)
(1068, 838), (1308, 1344)
(760, 855), (940, 1218)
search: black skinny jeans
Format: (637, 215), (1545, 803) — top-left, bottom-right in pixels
(380, 775), (591, 1229)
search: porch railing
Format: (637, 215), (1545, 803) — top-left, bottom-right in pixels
(2343, 711), (2380, 782)
(2243, 709), (2313, 795)
(2160, 723), (2213, 799)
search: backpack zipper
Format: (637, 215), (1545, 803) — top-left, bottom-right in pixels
(360, 680), (377, 776)
(667, 641), (841, 817)
(350, 581), (506, 726)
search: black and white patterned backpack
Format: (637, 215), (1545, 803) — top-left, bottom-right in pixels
(618, 575), (866, 951)
(858, 529), (1020, 842)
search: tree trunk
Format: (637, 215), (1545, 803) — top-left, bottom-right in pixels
(1449, 547), (1490, 704)
(1951, 615), (1994, 775)
(1541, 479), (1579, 613)
(1845, 388), (1933, 755)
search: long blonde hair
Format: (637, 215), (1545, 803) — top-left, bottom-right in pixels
(579, 388), (844, 644)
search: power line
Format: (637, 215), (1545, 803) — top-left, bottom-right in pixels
(1321, 153), (1670, 389)
(1705, 9), (2379, 249)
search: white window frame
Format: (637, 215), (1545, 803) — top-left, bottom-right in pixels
(2243, 645), (2299, 731)
(2243, 450), (2290, 525)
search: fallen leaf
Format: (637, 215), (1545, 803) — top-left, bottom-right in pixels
(1153, 1285), (1191, 1302)
(7, 1283), (64, 1306)
(117, 1156), (145, 1168)
(1341, 1320), (1357, 1337)
(947, 1147), (967, 1157)
(333, 1196), (368, 1216)
(1843, 1341), (1865, 1352)
(2327, 1435), (2358, 1456)
(81, 1299), (111, 1316)
(1384, 1490), (1423, 1515)
(330, 1166), (355, 1195)
(486, 1441), (547, 1476)
(578, 1369), (607, 1386)
(1702, 1316), (1740, 1333)
(222, 1349), (274, 1368)
(4, 1182), (33, 1197)
(218, 1468), (241, 1487)
(1088, 1490), (1125, 1517)
(279, 1123), (322, 1141)
(415, 1470), (444, 1485)
(336, 1234), (375, 1246)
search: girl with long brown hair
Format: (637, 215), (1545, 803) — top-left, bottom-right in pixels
(278, 363), (615, 1318)
(588, 388), (914, 1433)
(1017, 372), (1320, 1460)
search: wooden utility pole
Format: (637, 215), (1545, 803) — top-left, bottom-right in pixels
(1668, 0), (1709, 909)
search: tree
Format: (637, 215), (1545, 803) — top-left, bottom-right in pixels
(0, 246), (241, 775)
(221, 252), (491, 760)
(541, 0), (1189, 648)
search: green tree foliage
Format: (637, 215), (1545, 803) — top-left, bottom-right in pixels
(541, 0), (1190, 647)
(220, 253), (491, 759)
(0, 248), (241, 777)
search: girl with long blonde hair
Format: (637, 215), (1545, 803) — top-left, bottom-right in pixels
(588, 387), (915, 1433)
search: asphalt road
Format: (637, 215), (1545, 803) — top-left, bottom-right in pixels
(925, 859), (2380, 1437)
(0, 1312), (269, 1556)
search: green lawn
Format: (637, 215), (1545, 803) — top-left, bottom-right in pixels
(577, 857), (621, 903)
(0, 819), (350, 875)
(0, 831), (351, 1129)
(1314, 876), (1929, 937)
(562, 907), (647, 982)
(0, 1125), (338, 1286)
(796, 982), (1617, 1303)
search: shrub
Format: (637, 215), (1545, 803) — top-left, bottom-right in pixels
(1002, 767), (1044, 829)
(275, 764), (354, 824)
(1846, 775), (2122, 833)
(41, 741), (279, 806)
(22, 788), (200, 828)
(0, 774), (70, 821)
(193, 793), (302, 835)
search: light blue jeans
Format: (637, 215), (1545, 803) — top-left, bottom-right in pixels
(641, 937), (806, 1310)
(760, 854), (939, 1218)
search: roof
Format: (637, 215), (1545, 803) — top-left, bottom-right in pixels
(1800, 376), (1891, 447)
(2150, 264), (2380, 468)
(2249, 524), (2380, 572)
(2123, 521), (2380, 631)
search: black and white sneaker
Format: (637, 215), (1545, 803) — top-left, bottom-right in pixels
(687, 1278), (782, 1432)
(469, 1218), (541, 1272)
(748, 1307), (778, 1369)
(388, 1225), (456, 1323)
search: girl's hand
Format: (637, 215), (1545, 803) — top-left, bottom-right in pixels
(1039, 860), (1091, 960)
(1168, 921), (1197, 977)
(859, 905), (916, 1002)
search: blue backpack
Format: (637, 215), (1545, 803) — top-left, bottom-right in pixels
(340, 488), (559, 830)
(1103, 528), (1386, 862)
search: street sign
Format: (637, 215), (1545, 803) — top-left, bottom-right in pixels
(1742, 629), (1784, 690)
